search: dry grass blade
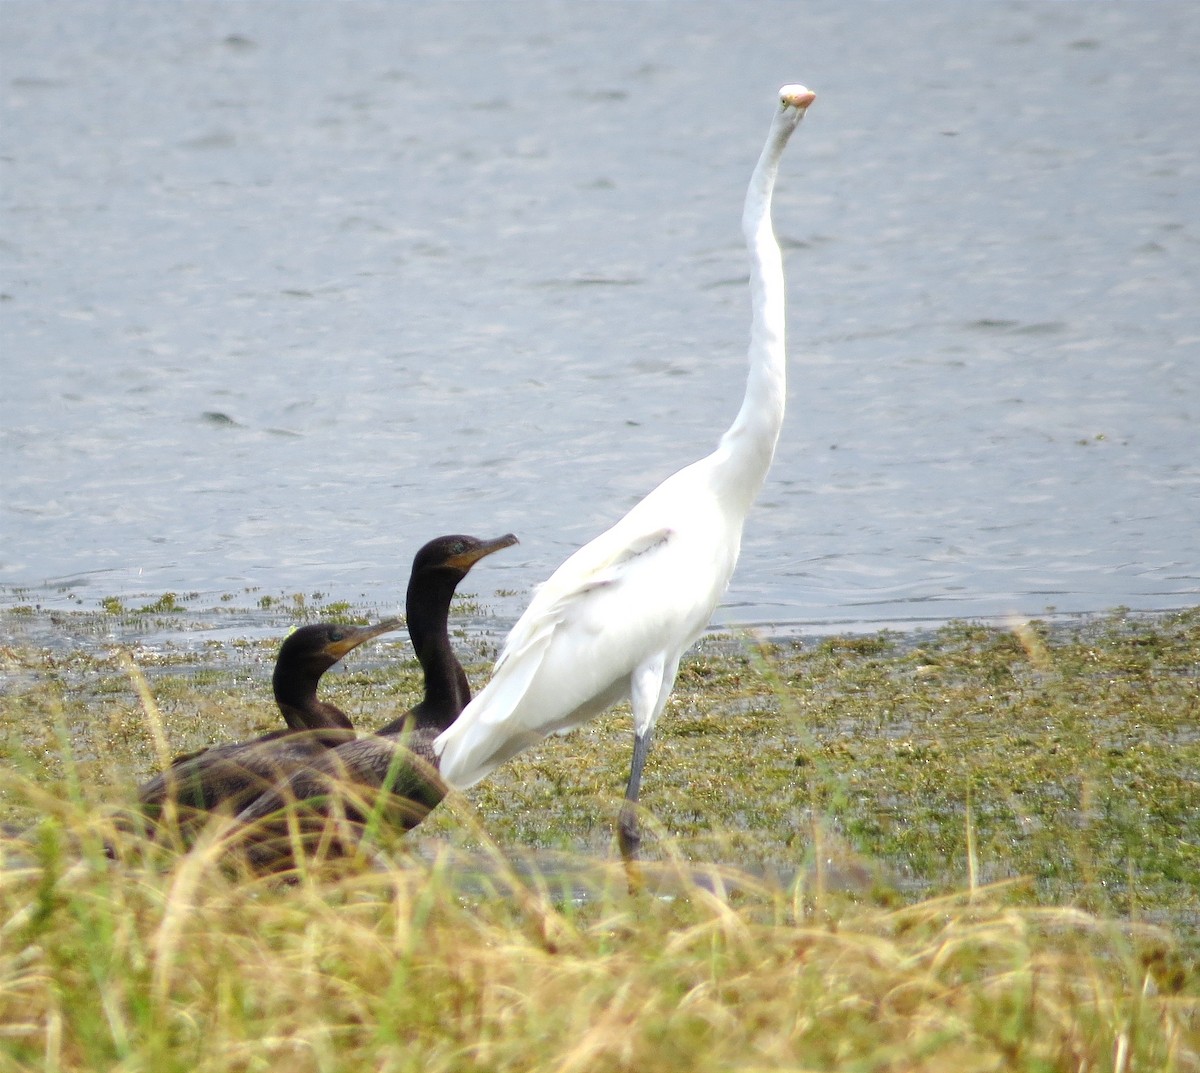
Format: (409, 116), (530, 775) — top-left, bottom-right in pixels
(1, 606), (1197, 1070)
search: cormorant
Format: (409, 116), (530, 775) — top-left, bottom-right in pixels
(137, 619), (400, 832)
(232, 533), (517, 870)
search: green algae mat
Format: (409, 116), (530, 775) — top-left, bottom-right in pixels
(2, 604), (1197, 1070)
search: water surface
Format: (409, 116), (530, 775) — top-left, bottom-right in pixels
(2, 3), (1197, 637)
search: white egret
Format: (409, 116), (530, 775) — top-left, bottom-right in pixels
(434, 84), (816, 861)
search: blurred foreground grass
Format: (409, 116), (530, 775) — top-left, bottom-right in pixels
(1, 604), (1197, 1070)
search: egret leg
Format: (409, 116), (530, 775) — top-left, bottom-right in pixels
(619, 653), (681, 870)
(617, 727), (654, 863)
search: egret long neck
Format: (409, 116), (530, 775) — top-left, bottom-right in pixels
(710, 114), (794, 515)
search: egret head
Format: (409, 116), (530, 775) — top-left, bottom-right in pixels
(779, 85), (816, 111)
(775, 84), (816, 137)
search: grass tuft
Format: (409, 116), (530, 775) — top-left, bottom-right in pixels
(1, 605), (1198, 1069)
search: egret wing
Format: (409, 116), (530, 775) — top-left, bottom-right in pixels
(434, 525), (679, 784)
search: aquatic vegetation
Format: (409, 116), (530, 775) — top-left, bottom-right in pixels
(452, 609), (1199, 947)
(0, 605), (1197, 1069)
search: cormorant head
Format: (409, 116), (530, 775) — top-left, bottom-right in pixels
(274, 620), (402, 681)
(410, 533), (519, 581)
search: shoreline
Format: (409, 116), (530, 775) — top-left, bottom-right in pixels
(3, 585), (1195, 655)
(3, 604), (1196, 951)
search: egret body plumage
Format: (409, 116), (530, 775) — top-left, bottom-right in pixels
(434, 85), (816, 860)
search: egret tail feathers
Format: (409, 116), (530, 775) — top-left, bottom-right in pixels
(437, 524), (677, 788)
(433, 620), (553, 787)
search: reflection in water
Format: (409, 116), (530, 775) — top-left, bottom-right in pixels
(1, 5), (1197, 634)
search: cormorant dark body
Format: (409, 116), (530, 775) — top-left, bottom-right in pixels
(137, 620), (400, 832)
(234, 533), (517, 870)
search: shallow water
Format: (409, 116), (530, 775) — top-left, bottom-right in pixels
(2, 3), (1197, 636)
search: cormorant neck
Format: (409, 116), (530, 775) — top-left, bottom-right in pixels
(273, 670), (354, 732)
(406, 569), (471, 731)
